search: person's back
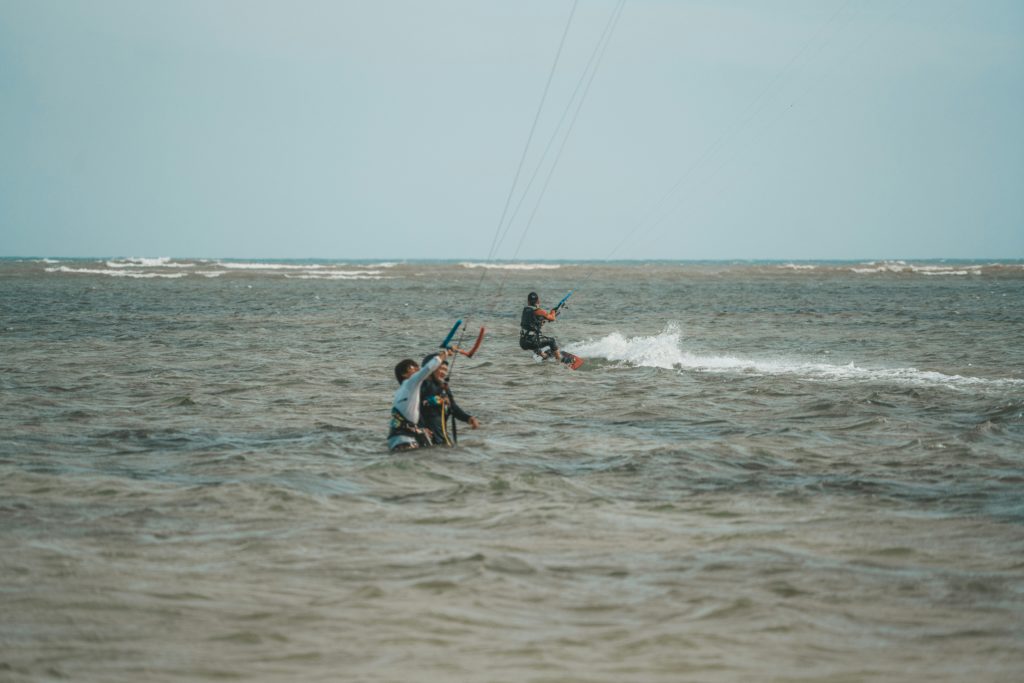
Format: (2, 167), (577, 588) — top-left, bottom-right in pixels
(520, 303), (544, 336)
(518, 291), (561, 361)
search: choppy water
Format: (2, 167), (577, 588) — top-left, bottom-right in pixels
(2, 257), (1023, 682)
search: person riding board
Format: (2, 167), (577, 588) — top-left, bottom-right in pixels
(419, 353), (480, 446)
(519, 291), (563, 362)
(387, 347), (455, 452)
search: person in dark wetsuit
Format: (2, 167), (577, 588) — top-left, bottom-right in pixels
(519, 291), (563, 362)
(419, 354), (480, 446)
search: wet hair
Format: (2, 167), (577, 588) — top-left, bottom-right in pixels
(527, 292), (539, 305)
(394, 359), (418, 383)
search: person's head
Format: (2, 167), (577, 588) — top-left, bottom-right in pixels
(527, 291), (539, 305)
(422, 353), (449, 381)
(394, 359), (419, 384)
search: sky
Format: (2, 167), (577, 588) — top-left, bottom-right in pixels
(1, 0), (1022, 261)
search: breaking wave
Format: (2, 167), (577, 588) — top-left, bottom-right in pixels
(45, 266), (188, 279)
(106, 257), (195, 268)
(42, 258), (394, 279)
(850, 261), (983, 276)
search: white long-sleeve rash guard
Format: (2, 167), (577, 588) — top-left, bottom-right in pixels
(388, 355), (442, 450)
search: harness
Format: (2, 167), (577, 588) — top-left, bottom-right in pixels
(388, 407), (432, 448)
(520, 305), (545, 339)
(422, 388), (454, 446)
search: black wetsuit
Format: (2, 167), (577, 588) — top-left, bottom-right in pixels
(419, 378), (473, 446)
(519, 305), (559, 355)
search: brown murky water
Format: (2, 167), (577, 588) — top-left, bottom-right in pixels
(2, 258), (1022, 681)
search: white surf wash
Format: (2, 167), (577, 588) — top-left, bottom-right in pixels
(567, 324), (1024, 389)
(45, 266), (188, 279)
(216, 261), (330, 270)
(849, 261), (983, 276)
(106, 257), (195, 268)
(204, 262), (394, 278)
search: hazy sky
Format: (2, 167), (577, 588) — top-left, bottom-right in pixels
(2, 0), (1022, 260)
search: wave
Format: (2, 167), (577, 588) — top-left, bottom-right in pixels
(215, 261), (393, 272)
(768, 261), (1021, 276)
(283, 270), (389, 280)
(850, 261), (983, 276)
(460, 262), (561, 270)
(43, 259), (393, 279)
(45, 266), (188, 279)
(216, 261), (330, 270)
(567, 325), (1024, 389)
(106, 257), (194, 268)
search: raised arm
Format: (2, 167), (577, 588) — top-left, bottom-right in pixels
(393, 349), (454, 424)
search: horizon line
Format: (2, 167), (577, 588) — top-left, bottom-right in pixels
(3, 256), (1022, 264)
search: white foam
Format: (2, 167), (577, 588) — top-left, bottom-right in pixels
(106, 257), (194, 268)
(46, 260), (394, 278)
(460, 262), (561, 270)
(216, 261), (328, 270)
(567, 325), (1024, 389)
(568, 327), (688, 370)
(283, 270), (389, 280)
(851, 261), (983, 276)
(46, 266), (187, 279)
(779, 263), (817, 270)
(215, 261), (393, 271)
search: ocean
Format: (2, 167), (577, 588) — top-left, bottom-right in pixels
(1, 257), (1022, 682)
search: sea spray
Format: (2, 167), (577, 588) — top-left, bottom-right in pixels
(568, 324), (1024, 389)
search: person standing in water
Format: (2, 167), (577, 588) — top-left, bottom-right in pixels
(419, 353), (480, 446)
(387, 347), (455, 452)
(519, 291), (562, 362)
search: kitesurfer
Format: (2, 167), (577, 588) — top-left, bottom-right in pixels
(519, 291), (563, 361)
(388, 348), (455, 452)
(419, 354), (480, 446)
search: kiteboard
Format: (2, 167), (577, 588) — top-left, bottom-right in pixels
(561, 352), (585, 370)
(532, 347), (585, 370)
